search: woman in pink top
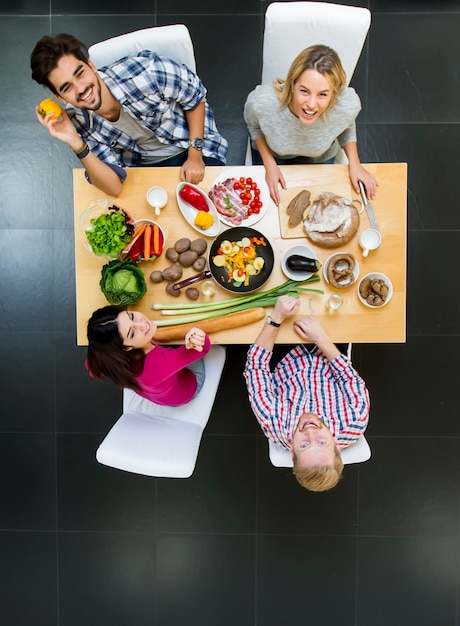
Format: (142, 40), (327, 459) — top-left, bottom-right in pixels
(87, 305), (210, 406)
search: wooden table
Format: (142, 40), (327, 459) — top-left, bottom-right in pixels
(73, 163), (407, 345)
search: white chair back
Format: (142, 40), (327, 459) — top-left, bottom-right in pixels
(88, 24), (196, 72)
(96, 346), (226, 478)
(268, 434), (371, 468)
(261, 1), (371, 85)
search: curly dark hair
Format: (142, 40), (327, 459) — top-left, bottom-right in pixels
(31, 33), (90, 94)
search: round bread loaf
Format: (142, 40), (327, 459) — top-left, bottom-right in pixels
(303, 192), (360, 248)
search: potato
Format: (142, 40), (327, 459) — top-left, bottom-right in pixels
(185, 287), (200, 301)
(165, 282), (181, 297)
(190, 238), (207, 256)
(192, 256), (207, 272)
(179, 250), (198, 267)
(162, 264), (183, 282)
(165, 247), (179, 263)
(149, 270), (164, 283)
(174, 238), (191, 254)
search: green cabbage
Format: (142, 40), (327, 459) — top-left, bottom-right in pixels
(100, 259), (147, 306)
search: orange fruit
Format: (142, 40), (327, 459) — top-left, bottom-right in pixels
(38, 98), (63, 120)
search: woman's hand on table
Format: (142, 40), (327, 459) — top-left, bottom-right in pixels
(185, 326), (206, 352)
(265, 162), (286, 205)
(349, 162), (378, 200)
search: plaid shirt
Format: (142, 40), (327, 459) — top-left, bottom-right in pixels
(244, 344), (369, 450)
(67, 51), (228, 180)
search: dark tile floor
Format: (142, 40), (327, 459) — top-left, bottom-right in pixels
(1, 1), (459, 625)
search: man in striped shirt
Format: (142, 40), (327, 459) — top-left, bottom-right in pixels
(244, 295), (370, 492)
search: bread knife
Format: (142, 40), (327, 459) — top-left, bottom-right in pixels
(358, 181), (379, 232)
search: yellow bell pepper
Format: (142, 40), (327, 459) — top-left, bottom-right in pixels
(194, 210), (214, 230)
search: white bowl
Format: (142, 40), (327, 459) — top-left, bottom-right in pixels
(323, 252), (360, 289)
(176, 182), (220, 237)
(357, 272), (393, 308)
(129, 218), (166, 262)
(282, 245), (319, 281)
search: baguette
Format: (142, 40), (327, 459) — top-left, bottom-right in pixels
(154, 307), (266, 342)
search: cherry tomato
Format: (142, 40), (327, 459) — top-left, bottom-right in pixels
(245, 177), (253, 185)
(254, 188), (260, 197)
(251, 182), (258, 190)
(242, 197), (249, 205)
(256, 200), (263, 209)
(239, 176), (245, 184)
(249, 200), (258, 209)
(246, 191), (252, 200)
(239, 192), (246, 200)
(247, 208), (253, 215)
(253, 206), (260, 214)
(233, 181), (241, 190)
(245, 185), (252, 193)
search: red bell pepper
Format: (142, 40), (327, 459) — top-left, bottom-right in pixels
(127, 234), (143, 262)
(179, 184), (209, 212)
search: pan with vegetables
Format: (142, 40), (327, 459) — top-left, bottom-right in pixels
(172, 226), (274, 294)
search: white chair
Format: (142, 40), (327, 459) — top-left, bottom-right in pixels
(96, 346), (226, 478)
(245, 1), (371, 165)
(268, 434), (371, 468)
(88, 24), (196, 72)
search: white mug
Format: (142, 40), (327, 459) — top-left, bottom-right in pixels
(147, 186), (168, 216)
(359, 228), (381, 257)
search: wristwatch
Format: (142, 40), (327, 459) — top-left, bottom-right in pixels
(266, 316), (281, 328)
(188, 138), (203, 151)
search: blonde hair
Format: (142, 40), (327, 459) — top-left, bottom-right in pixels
(273, 44), (346, 115)
(292, 445), (344, 492)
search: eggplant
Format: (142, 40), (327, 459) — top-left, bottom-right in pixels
(286, 254), (321, 273)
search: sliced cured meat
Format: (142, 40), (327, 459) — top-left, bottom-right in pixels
(209, 178), (250, 225)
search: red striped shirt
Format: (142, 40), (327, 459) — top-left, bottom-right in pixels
(244, 344), (369, 450)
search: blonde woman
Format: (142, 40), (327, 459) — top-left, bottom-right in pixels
(244, 44), (377, 204)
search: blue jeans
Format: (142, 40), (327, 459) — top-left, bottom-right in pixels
(188, 358), (206, 398)
(250, 146), (335, 166)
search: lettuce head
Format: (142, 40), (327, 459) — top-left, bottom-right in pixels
(100, 259), (147, 306)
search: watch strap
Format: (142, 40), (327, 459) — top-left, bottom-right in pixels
(266, 316), (281, 328)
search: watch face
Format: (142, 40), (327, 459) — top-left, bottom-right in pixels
(191, 138), (203, 150)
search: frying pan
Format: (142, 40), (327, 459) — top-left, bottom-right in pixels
(172, 226), (274, 294)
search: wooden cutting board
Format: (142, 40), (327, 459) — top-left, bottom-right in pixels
(278, 180), (355, 239)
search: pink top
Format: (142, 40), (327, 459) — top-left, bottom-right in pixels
(136, 335), (211, 406)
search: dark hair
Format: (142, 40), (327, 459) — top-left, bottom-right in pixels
(87, 305), (145, 392)
(30, 33), (90, 94)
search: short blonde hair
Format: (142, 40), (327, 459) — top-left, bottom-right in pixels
(292, 445), (344, 492)
(273, 44), (346, 115)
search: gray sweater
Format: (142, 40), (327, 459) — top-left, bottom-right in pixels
(244, 84), (361, 163)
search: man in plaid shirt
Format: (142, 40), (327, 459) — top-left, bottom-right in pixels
(244, 295), (370, 492)
(31, 33), (228, 196)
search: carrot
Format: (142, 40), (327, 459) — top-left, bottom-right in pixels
(154, 307), (265, 342)
(153, 224), (160, 257)
(133, 223), (147, 240)
(121, 222), (146, 255)
(143, 225), (152, 260)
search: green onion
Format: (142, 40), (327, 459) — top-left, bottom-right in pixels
(152, 277), (323, 326)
